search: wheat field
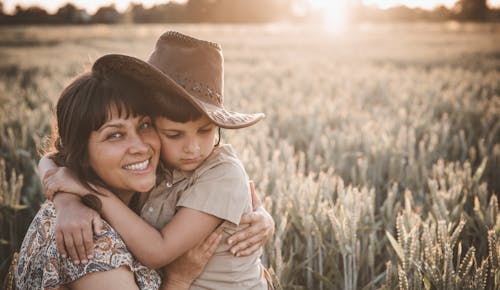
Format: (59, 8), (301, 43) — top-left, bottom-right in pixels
(0, 23), (499, 289)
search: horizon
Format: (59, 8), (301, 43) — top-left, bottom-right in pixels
(4, 0), (500, 14)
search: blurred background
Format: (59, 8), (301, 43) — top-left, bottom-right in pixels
(0, 1), (499, 289)
(0, 0), (500, 25)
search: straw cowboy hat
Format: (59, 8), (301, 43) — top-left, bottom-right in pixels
(92, 31), (264, 129)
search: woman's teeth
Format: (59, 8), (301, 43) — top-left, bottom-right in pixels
(124, 159), (149, 170)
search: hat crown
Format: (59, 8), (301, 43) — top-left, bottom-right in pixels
(148, 31), (224, 106)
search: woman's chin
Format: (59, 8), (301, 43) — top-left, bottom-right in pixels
(133, 180), (156, 193)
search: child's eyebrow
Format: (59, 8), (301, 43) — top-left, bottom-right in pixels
(159, 128), (181, 132)
(200, 121), (213, 128)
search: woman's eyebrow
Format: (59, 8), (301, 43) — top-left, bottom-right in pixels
(98, 122), (124, 132)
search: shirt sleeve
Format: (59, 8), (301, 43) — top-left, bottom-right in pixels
(176, 160), (251, 225)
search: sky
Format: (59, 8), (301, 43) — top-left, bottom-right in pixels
(3, 0), (500, 14)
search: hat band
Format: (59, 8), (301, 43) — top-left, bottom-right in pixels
(170, 73), (223, 106)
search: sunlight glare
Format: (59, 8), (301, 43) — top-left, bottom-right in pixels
(362, 0), (456, 9)
(322, 0), (349, 33)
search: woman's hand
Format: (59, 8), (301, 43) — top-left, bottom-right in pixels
(43, 167), (89, 200)
(162, 226), (223, 290)
(227, 181), (275, 257)
(53, 193), (104, 265)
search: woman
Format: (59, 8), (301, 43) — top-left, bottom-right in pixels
(16, 55), (273, 289)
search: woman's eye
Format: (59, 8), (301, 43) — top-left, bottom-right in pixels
(139, 121), (152, 130)
(106, 132), (123, 140)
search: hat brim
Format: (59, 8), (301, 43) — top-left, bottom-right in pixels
(92, 54), (264, 129)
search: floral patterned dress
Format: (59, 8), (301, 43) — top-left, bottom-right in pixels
(15, 201), (161, 290)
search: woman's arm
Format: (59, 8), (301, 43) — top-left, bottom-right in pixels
(162, 226), (223, 290)
(227, 181), (275, 256)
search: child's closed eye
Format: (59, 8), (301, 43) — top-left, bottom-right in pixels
(162, 132), (181, 139)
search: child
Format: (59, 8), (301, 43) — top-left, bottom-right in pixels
(43, 31), (271, 289)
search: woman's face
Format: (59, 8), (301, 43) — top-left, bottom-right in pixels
(87, 105), (160, 198)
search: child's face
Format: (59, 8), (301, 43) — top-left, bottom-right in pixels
(155, 115), (218, 172)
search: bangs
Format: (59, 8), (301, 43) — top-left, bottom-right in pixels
(53, 71), (158, 195)
(88, 75), (156, 131)
(155, 93), (203, 123)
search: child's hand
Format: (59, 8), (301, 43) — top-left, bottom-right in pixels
(53, 193), (104, 265)
(43, 167), (87, 200)
(227, 181), (275, 257)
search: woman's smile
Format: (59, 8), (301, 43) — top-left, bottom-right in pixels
(88, 106), (161, 196)
(123, 158), (152, 172)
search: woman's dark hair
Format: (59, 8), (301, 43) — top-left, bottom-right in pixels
(48, 71), (156, 192)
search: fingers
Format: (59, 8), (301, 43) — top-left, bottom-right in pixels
(42, 168), (58, 183)
(229, 220), (260, 246)
(199, 226), (223, 254)
(232, 241), (262, 257)
(43, 169), (59, 200)
(55, 229), (68, 259)
(82, 226), (94, 261)
(63, 233), (80, 264)
(72, 231), (88, 264)
(239, 211), (262, 226)
(59, 222), (93, 264)
(248, 180), (262, 210)
(92, 214), (104, 236)
(204, 231), (222, 257)
(229, 230), (265, 256)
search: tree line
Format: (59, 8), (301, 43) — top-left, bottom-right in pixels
(0, 0), (498, 25)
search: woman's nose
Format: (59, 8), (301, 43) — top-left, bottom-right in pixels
(128, 133), (149, 154)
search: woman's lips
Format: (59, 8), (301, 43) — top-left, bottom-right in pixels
(123, 158), (151, 172)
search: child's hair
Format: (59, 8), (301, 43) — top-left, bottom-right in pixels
(154, 93), (222, 146)
(154, 93), (203, 123)
(47, 71), (156, 192)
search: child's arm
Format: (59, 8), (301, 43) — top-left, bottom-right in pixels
(43, 167), (223, 268)
(99, 193), (222, 268)
(40, 156), (98, 200)
(97, 162), (248, 269)
(42, 161), (261, 267)
(39, 156), (104, 264)
(52, 193), (103, 264)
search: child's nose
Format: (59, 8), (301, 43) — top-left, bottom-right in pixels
(183, 140), (200, 154)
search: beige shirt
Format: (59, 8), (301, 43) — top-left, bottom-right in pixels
(141, 144), (268, 290)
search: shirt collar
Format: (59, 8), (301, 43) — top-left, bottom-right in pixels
(159, 162), (191, 186)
